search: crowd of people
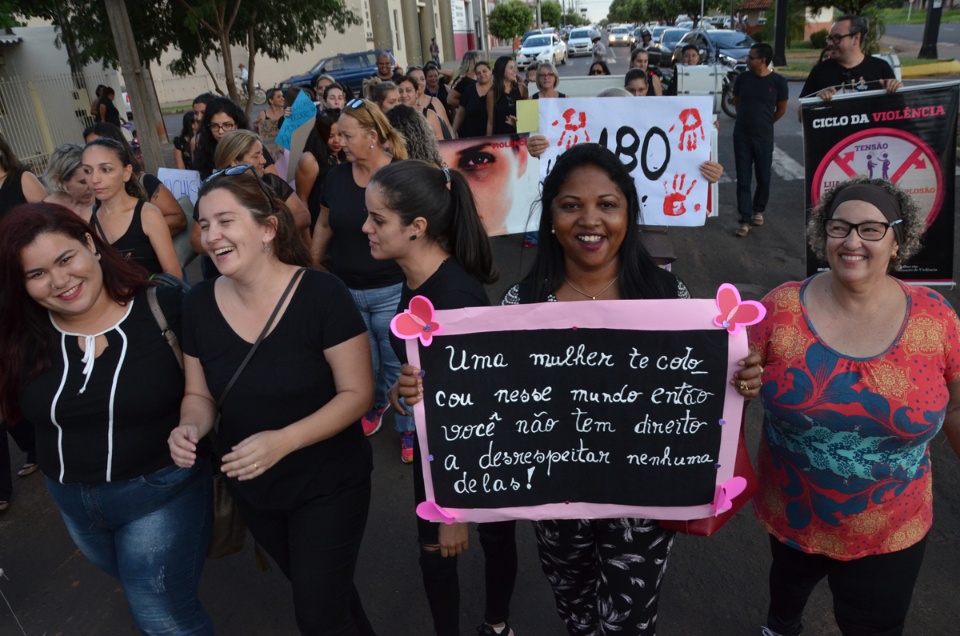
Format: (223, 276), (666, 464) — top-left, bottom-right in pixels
(0, 13), (953, 636)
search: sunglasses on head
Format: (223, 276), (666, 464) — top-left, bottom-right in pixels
(203, 164), (276, 208)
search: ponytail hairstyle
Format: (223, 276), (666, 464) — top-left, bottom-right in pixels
(83, 138), (146, 199)
(341, 98), (408, 160)
(82, 122), (143, 177)
(214, 129), (262, 170)
(195, 170), (310, 268)
(0, 202), (150, 423)
(369, 160), (497, 284)
(42, 143), (85, 195)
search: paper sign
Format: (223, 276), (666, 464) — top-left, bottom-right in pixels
(276, 91), (318, 150)
(286, 115), (316, 183)
(517, 100), (540, 134)
(539, 96), (713, 226)
(157, 168), (201, 204)
(401, 286), (762, 523)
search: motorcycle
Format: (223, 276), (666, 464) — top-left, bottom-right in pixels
(719, 54), (746, 119)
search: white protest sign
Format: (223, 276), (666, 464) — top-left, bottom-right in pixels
(538, 96), (713, 226)
(157, 168), (202, 205)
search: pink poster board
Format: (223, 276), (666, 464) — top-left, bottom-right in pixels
(398, 286), (763, 524)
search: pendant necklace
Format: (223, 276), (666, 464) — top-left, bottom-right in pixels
(565, 276), (618, 300)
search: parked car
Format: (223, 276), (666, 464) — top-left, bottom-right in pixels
(653, 28), (690, 67)
(516, 34), (568, 70)
(673, 29), (755, 65)
(568, 27), (599, 57)
(608, 26), (634, 47)
(278, 49), (396, 97)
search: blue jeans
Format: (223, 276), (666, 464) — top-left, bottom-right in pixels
(733, 134), (774, 224)
(46, 462), (214, 635)
(348, 283), (415, 433)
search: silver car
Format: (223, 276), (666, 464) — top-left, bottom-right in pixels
(568, 27), (598, 57)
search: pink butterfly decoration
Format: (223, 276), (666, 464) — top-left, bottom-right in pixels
(391, 295), (443, 346)
(416, 501), (459, 524)
(712, 476), (748, 516)
(714, 283), (765, 335)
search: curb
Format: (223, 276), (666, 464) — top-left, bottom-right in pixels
(901, 59), (960, 78)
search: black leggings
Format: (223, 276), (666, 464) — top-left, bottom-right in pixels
(766, 534), (927, 636)
(236, 483), (375, 636)
(414, 440), (518, 634)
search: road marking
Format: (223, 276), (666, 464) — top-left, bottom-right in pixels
(772, 145), (806, 181)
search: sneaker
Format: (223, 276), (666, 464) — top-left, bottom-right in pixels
(400, 432), (415, 464)
(752, 212), (764, 226)
(477, 623), (514, 636)
(362, 406), (387, 436)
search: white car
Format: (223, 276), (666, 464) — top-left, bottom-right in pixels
(608, 26), (633, 46)
(567, 27), (598, 57)
(516, 34), (568, 70)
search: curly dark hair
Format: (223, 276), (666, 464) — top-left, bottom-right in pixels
(807, 176), (924, 271)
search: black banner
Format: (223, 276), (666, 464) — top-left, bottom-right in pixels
(802, 83), (959, 282)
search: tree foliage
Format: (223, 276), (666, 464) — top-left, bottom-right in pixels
(541, 1), (562, 27)
(488, 0), (534, 41)
(2, 0), (360, 114)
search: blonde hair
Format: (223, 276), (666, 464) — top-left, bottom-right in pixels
(342, 99), (408, 160)
(214, 129), (262, 169)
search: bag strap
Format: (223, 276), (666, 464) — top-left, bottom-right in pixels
(147, 286), (184, 370)
(217, 267), (305, 409)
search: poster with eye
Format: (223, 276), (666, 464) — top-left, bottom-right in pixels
(801, 82), (959, 283)
(438, 134), (540, 236)
(536, 96), (714, 227)
(397, 289), (763, 523)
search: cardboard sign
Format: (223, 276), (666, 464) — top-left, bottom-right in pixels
(276, 90), (318, 150)
(399, 287), (763, 523)
(538, 96), (713, 226)
(157, 168), (201, 205)
(801, 82), (959, 283)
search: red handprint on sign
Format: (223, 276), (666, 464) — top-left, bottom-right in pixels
(551, 108), (591, 150)
(663, 173), (699, 217)
(667, 108), (705, 151)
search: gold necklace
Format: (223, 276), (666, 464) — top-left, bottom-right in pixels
(564, 276), (618, 300)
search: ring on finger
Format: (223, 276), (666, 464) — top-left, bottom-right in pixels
(253, 462), (259, 470)
(739, 381), (748, 392)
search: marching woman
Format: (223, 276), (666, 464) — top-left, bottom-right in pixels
(82, 138), (182, 279)
(486, 56), (526, 137)
(168, 169), (376, 635)
(0, 203), (213, 634)
(310, 99), (412, 454)
(365, 160), (517, 636)
(397, 144), (759, 635)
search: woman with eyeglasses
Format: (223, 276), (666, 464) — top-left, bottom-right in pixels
(748, 177), (960, 636)
(0, 203), (213, 634)
(169, 169), (376, 635)
(215, 129), (311, 243)
(452, 60), (493, 140)
(531, 62), (565, 99)
(588, 61), (611, 76)
(486, 56), (526, 137)
(310, 99), (414, 457)
(363, 160), (518, 636)
(82, 138), (182, 279)
(194, 97), (277, 180)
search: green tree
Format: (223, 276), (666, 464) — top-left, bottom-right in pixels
(541, 1), (562, 27)
(562, 12), (589, 26)
(488, 0), (533, 44)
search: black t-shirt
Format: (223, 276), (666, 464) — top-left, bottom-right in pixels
(369, 71), (404, 84)
(262, 173), (294, 202)
(22, 287), (184, 484)
(533, 92), (567, 99)
(458, 82), (489, 139)
(182, 270), (372, 510)
(98, 96), (122, 126)
(733, 71), (789, 139)
(390, 258), (490, 364)
(492, 86), (522, 136)
(801, 56), (895, 98)
(319, 162), (404, 289)
(0, 168), (26, 219)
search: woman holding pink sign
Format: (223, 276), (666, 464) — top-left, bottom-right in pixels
(397, 144), (762, 635)
(364, 160), (518, 636)
(749, 178), (960, 636)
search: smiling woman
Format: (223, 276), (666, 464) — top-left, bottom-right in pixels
(0, 203), (214, 634)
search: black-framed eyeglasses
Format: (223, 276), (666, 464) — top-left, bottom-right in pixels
(824, 218), (902, 241)
(203, 164), (275, 207)
(208, 121), (236, 133)
(826, 32), (856, 44)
